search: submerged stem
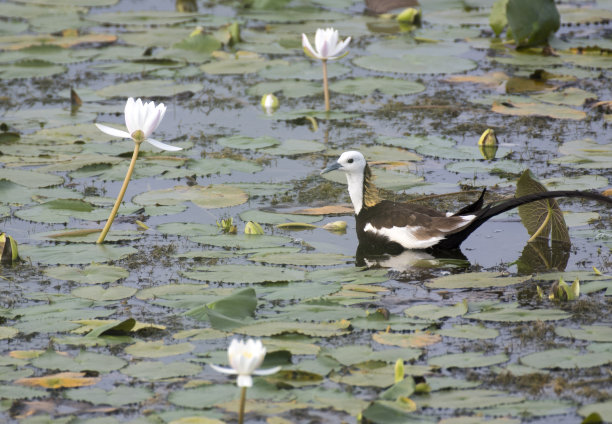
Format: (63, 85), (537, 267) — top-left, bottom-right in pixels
(238, 386), (247, 424)
(96, 142), (141, 244)
(322, 59), (330, 112)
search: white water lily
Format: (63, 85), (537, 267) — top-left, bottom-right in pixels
(210, 339), (281, 387)
(302, 28), (351, 61)
(95, 97), (181, 151)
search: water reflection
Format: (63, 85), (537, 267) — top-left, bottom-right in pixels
(355, 243), (470, 271)
(356, 237), (571, 273)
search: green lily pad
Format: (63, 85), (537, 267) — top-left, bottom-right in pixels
(404, 302), (467, 320)
(417, 389), (523, 409)
(554, 325), (612, 342)
(19, 244), (137, 265)
(259, 61), (350, 80)
(330, 77), (426, 96)
(429, 352), (509, 369)
(44, 264), (129, 284)
(437, 325), (500, 340)
(262, 139), (326, 156)
(217, 135), (279, 150)
(247, 80), (320, 98)
(182, 264), (304, 284)
(201, 55), (286, 75)
(72, 286), (137, 301)
(235, 320), (351, 337)
(0, 326), (18, 340)
(0, 169), (63, 188)
(96, 79), (204, 98)
(0, 385), (47, 400)
(520, 348), (612, 369)
(426, 272), (531, 289)
(479, 399), (575, 417)
(64, 386), (152, 406)
(161, 158), (263, 179)
(466, 303), (570, 322)
(156, 222), (219, 237)
(0, 59), (66, 80)
(86, 10), (204, 26)
(354, 54), (476, 74)
(133, 184), (248, 209)
(32, 350), (126, 372)
(189, 234), (291, 249)
(239, 209), (322, 225)
(124, 341), (194, 358)
(122, 361), (202, 380)
(578, 401), (612, 422)
(250, 252), (351, 266)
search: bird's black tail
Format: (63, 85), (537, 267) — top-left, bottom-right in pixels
(435, 190), (612, 250)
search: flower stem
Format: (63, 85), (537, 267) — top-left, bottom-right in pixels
(96, 142), (141, 244)
(238, 386), (247, 424)
(322, 59), (330, 112)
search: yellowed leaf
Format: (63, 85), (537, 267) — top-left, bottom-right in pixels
(10, 350), (45, 359)
(491, 100), (586, 120)
(16, 372), (100, 389)
(0, 33), (117, 50)
(372, 331), (442, 348)
(292, 205), (354, 215)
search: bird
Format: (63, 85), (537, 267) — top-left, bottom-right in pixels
(321, 151), (612, 253)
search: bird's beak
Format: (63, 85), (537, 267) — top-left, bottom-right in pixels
(320, 161), (342, 175)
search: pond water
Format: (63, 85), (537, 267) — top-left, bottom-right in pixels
(0, 0), (611, 423)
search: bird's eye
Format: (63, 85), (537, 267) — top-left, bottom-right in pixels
(347, 158), (354, 164)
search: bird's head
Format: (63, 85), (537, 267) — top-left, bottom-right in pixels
(320, 151), (366, 176)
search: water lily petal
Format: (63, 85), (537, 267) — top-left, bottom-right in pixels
(124, 97), (137, 134)
(331, 36), (351, 58)
(209, 364), (237, 375)
(142, 107), (163, 138)
(302, 34), (320, 60)
(253, 366), (281, 376)
(146, 138), (182, 151)
(95, 123), (131, 139)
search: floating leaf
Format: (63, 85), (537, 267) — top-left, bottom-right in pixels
(416, 389), (523, 409)
(466, 303), (570, 322)
(429, 352), (509, 369)
(72, 286), (137, 301)
(32, 350), (126, 373)
(19, 244), (137, 265)
(235, 320), (351, 338)
(0, 169), (63, 188)
(507, 0), (560, 47)
(437, 325), (500, 340)
(96, 79), (204, 98)
(64, 386), (153, 406)
(122, 361), (202, 380)
(125, 341), (194, 358)
(555, 325), (612, 342)
(182, 264), (304, 284)
(133, 184), (248, 209)
(520, 348), (612, 369)
(249, 252), (350, 266)
(426, 272), (530, 289)
(404, 302), (467, 320)
(330, 77), (425, 96)
(354, 54), (476, 74)
(189, 234), (291, 249)
(0, 326), (18, 340)
(16, 372), (100, 389)
(44, 264), (129, 284)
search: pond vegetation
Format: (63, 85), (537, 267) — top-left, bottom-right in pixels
(0, 0), (611, 423)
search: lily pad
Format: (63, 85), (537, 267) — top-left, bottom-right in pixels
(182, 264), (304, 284)
(44, 264), (129, 284)
(217, 135), (279, 150)
(520, 348), (612, 369)
(330, 77), (426, 96)
(189, 234), (291, 249)
(64, 386), (153, 406)
(125, 341), (195, 358)
(250, 252), (351, 266)
(96, 79), (204, 98)
(133, 185), (248, 209)
(426, 272), (531, 289)
(429, 352), (509, 369)
(72, 286), (137, 301)
(19, 244), (137, 265)
(354, 54), (476, 74)
(239, 209), (322, 225)
(0, 169), (63, 188)
(554, 325), (612, 342)
(122, 361), (202, 380)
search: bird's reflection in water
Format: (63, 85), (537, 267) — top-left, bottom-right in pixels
(355, 237), (571, 274)
(355, 243), (470, 272)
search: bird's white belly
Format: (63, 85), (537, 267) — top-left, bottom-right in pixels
(364, 223), (444, 249)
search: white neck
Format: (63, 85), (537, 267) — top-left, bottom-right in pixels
(345, 172), (364, 215)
